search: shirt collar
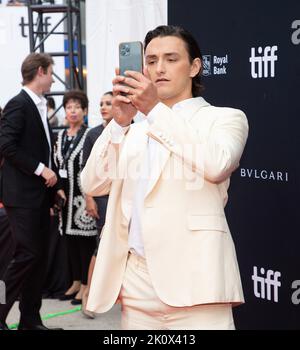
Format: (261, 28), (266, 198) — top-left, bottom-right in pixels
(171, 97), (210, 120)
(172, 96), (209, 111)
(23, 86), (47, 107)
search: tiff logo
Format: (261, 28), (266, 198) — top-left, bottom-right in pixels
(252, 266), (281, 302)
(19, 16), (51, 38)
(249, 46), (278, 78)
(0, 280), (5, 305)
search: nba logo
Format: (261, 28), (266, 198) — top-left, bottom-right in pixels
(202, 55), (212, 76)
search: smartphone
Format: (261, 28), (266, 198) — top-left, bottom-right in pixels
(119, 41), (143, 76)
(53, 196), (65, 215)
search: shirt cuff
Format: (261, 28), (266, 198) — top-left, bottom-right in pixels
(34, 162), (45, 176)
(147, 102), (165, 125)
(111, 119), (130, 144)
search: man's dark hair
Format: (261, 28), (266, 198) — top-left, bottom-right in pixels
(144, 25), (204, 96)
(21, 52), (54, 85)
(63, 90), (89, 110)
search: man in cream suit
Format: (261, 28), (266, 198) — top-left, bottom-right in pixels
(81, 25), (249, 330)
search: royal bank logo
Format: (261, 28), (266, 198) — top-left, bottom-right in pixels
(252, 266), (281, 303)
(0, 280), (5, 305)
(202, 55), (212, 76)
(291, 20), (300, 45)
(249, 45), (278, 78)
(202, 54), (228, 76)
(240, 168), (288, 182)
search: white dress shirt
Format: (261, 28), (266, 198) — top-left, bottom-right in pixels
(111, 97), (201, 257)
(22, 86), (52, 175)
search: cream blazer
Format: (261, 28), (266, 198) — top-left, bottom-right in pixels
(81, 97), (249, 313)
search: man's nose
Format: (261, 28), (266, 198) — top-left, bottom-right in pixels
(156, 60), (166, 74)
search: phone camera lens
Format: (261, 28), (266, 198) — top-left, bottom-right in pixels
(121, 44), (131, 56)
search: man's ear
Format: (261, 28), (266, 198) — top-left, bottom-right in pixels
(190, 58), (201, 78)
(37, 66), (44, 77)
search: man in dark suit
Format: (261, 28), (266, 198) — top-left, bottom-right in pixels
(0, 53), (66, 330)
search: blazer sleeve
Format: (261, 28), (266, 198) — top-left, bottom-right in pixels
(0, 98), (40, 175)
(147, 103), (249, 183)
(80, 121), (129, 197)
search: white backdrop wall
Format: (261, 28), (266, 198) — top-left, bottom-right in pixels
(0, 4), (64, 120)
(85, 0), (168, 127)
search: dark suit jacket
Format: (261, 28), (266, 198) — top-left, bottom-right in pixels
(0, 89), (61, 208)
(82, 124), (104, 168)
(81, 124), (108, 230)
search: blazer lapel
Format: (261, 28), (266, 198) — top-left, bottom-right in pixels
(120, 121), (149, 223)
(145, 139), (170, 198)
(186, 97), (210, 122)
(145, 97), (210, 198)
(120, 97), (211, 219)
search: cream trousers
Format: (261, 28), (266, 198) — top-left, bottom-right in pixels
(119, 252), (235, 330)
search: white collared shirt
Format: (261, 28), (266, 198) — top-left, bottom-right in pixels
(111, 97), (203, 257)
(23, 86), (51, 175)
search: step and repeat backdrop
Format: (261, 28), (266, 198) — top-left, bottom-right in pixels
(169, 0), (300, 329)
(0, 4), (65, 110)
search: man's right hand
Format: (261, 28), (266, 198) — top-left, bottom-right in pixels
(41, 167), (57, 187)
(112, 68), (137, 127)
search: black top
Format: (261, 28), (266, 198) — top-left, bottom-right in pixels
(82, 124), (105, 168)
